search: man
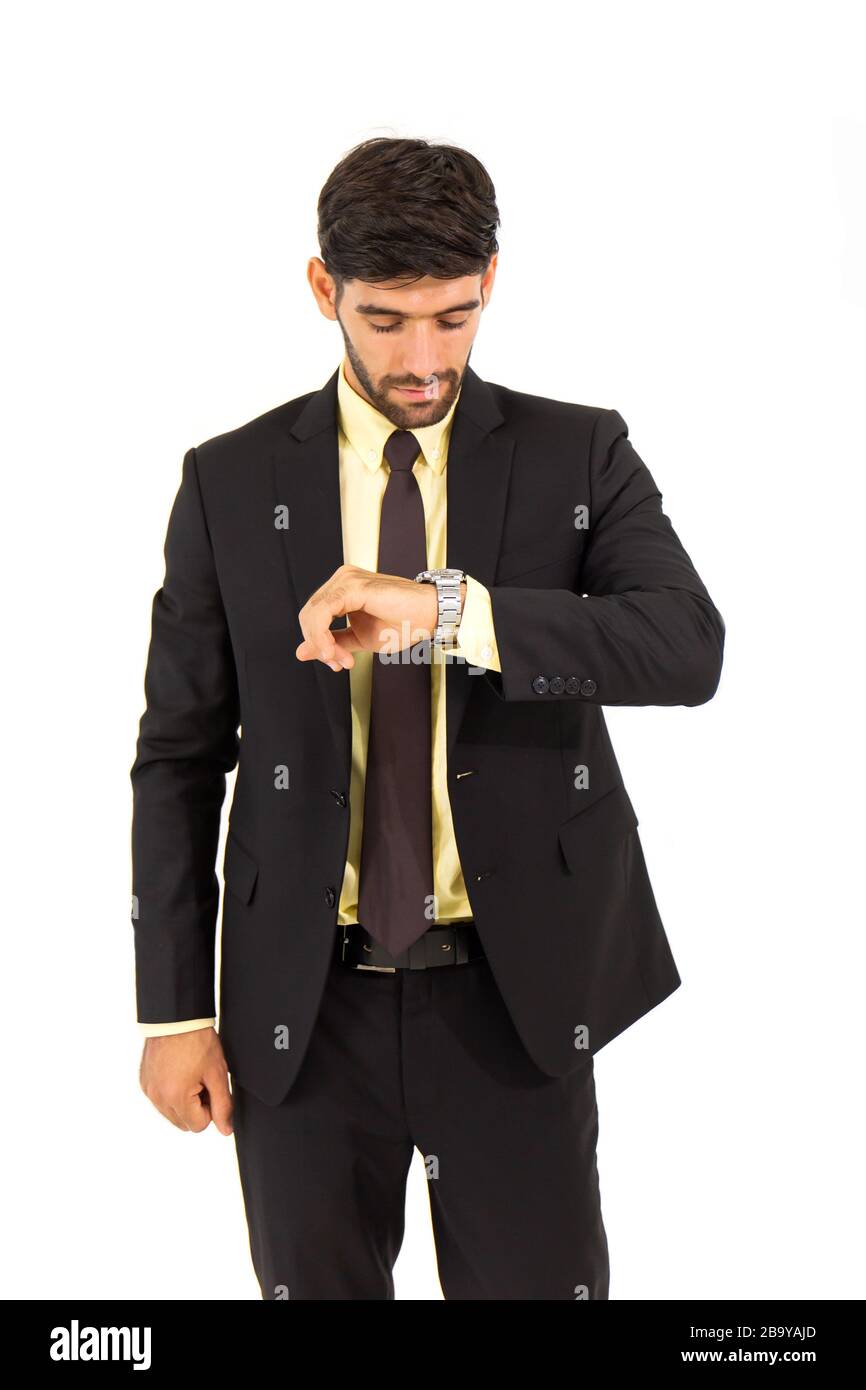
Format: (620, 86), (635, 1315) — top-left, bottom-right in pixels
(132, 136), (725, 1300)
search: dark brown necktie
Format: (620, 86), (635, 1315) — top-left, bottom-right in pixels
(357, 429), (434, 955)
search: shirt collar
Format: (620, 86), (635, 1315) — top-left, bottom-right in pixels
(336, 354), (460, 476)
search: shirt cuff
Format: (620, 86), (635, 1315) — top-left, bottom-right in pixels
(139, 1018), (216, 1038)
(453, 574), (502, 672)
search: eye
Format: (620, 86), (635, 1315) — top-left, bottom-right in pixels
(370, 319), (469, 335)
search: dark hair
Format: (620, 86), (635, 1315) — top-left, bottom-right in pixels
(317, 137), (500, 306)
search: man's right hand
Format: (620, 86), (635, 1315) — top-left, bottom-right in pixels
(140, 1028), (234, 1135)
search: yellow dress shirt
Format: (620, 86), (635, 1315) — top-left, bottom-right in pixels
(139, 358), (501, 1036)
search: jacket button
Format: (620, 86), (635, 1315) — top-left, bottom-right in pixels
(532, 675), (549, 694)
(549, 675), (565, 694)
(330, 789), (347, 807)
(580, 678), (597, 696)
(324, 886), (336, 908)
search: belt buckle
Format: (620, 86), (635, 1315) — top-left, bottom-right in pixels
(341, 933), (396, 972)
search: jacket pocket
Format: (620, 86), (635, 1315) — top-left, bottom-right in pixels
(557, 784), (639, 876)
(223, 829), (259, 905)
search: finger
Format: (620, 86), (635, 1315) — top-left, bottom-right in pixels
(144, 1086), (190, 1131)
(298, 591), (342, 662)
(298, 626), (340, 662)
(330, 627), (363, 658)
(162, 1104), (191, 1132)
(296, 628), (356, 670)
(160, 1082), (208, 1133)
(295, 634), (344, 666)
(298, 571), (362, 660)
(176, 1097), (211, 1133)
(295, 647), (345, 672)
(204, 1068), (234, 1136)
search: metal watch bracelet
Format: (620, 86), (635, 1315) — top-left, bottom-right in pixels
(414, 568), (466, 648)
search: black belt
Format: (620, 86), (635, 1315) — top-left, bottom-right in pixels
(338, 921), (484, 971)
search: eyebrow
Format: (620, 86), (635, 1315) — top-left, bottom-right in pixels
(355, 298), (481, 319)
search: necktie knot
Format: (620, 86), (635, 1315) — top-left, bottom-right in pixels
(383, 429), (420, 472)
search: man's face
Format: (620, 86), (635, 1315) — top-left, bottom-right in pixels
(309, 259), (497, 430)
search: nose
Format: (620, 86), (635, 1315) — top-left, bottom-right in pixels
(397, 322), (444, 384)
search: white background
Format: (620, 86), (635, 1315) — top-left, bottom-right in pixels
(2, 0), (863, 1299)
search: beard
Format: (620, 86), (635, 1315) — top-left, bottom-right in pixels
(338, 320), (470, 430)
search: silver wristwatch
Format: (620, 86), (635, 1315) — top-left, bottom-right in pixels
(414, 567), (466, 649)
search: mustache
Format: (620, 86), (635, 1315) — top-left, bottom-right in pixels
(390, 376), (454, 390)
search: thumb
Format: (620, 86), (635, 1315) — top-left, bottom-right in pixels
(331, 624), (364, 654)
(203, 1065), (234, 1136)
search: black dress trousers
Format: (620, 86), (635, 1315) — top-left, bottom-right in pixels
(231, 930), (610, 1300)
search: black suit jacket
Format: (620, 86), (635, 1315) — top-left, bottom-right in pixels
(131, 364), (725, 1106)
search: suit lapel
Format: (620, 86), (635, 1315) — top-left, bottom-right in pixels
(272, 362), (513, 780)
(272, 366), (351, 779)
